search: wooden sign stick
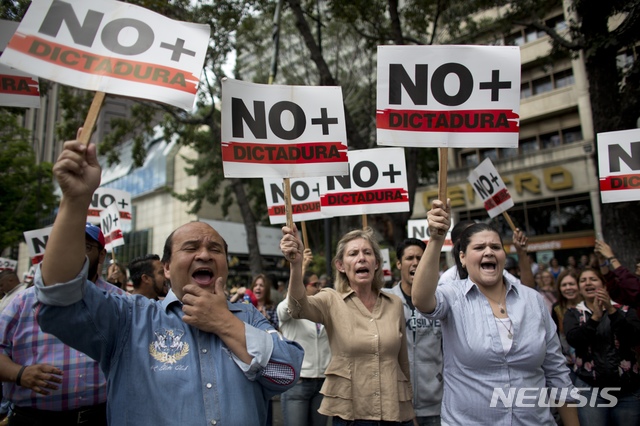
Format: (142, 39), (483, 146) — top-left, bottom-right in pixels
(362, 214), (368, 230)
(78, 91), (106, 146)
(437, 147), (448, 235)
(502, 211), (517, 233)
(284, 177), (296, 260)
(301, 221), (309, 250)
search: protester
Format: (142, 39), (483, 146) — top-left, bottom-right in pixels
(128, 254), (169, 300)
(412, 199), (579, 425)
(0, 223), (125, 426)
(383, 238), (442, 426)
(281, 225), (415, 425)
(594, 239), (640, 307)
(106, 261), (128, 290)
(564, 267), (640, 425)
(539, 270), (558, 312)
(439, 221), (533, 288)
(551, 270), (581, 381)
(250, 274), (279, 330)
(277, 271), (331, 426)
(549, 258), (565, 281)
(33, 138), (303, 425)
(0, 272), (27, 314)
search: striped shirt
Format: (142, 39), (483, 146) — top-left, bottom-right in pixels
(0, 278), (124, 410)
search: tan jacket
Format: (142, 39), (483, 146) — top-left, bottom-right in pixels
(288, 288), (414, 421)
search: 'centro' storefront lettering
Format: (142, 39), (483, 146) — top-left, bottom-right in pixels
(421, 166), (574, 209)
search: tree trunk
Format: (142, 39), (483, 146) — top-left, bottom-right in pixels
(231, 178), (263, 276)
(578, 2), (640, 270)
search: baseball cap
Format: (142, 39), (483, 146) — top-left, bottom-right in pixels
(85, 222), (106, 249)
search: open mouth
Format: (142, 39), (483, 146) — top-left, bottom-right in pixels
(192, 268), (214, 285)
(409, 270), (416, 277)
(480, 261), (497, 271)
(355, 266), (370, 276)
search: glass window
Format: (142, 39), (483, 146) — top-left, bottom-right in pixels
(554, 69), (575, 88)
(506, 31), (524, 46)
(562, 126), (583, 144)
(541, 131), (561, 149)
(520, 137), (539, 154)
(532, 76), (553, 95)
(461, 151), (479, 168)
(481, 149), (498, 161)
(521, 82), (532, 99)
(556, 199), (594, 233)
(500, 147), (519, 159)
(527, 201), (559, 235)
(525, 28), (540, 43)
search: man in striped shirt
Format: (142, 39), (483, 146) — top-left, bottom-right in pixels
(0, 223), (125, 426)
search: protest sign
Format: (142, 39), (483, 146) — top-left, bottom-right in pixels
(467, 158), (514, 218)
(100, 203), (124, 251)
(23, 226), (53, 264)
(87, 187), (132, 227)
(319, 147), (409, 217)
(380, 248), (392, 283)
(0, 19), (40, 108)
(597, 128), (640, 204)
(0, 257), (18, 272)
(407, 219), (454, 252)
(263, 177), (324, 225)
(221, 78), (349, 178)
(376, 45), (520, 148)
(0, 0), (209, 110)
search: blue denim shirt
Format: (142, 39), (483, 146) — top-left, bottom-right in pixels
(34, 260), (303, 425)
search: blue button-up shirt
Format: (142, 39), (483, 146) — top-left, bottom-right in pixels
(422, 274), (575, 425)
(34, 260), (303, 426)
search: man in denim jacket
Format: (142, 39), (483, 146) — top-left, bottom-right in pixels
(34, 136), (303, 426)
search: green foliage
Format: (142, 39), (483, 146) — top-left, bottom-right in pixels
(0, 110), (57, 253)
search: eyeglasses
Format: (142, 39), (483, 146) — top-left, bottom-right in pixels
(85, 242), (99, 253)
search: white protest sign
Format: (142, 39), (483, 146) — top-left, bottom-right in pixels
(100, 203), (125, 251)
(0, 20), (40, 108)
(319, 148), (409, 217)
(87, 187), (132, 227)
(597, 128), (640, 204)
(467, 158), (514, 218)
(263, 177), (325, 225)
(24, 265), (37, 282)
(407, 219), (454, 252)
(380, 248), (392, 283)
(221, 78), (349, 178)
(0, 0), (209, 110)
(376, 45), (520, 148)
(23, 226), (53, 264)
(0, 257), (18, 271)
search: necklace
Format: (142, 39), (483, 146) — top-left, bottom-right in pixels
(483, 285), (507, 314)
(495, 316), (513, 339)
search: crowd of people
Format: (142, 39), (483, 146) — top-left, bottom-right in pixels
(0, 137), (639, 426)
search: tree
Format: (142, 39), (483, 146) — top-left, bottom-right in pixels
(0, 110), (57, 254)
(501, 0), (640, 272)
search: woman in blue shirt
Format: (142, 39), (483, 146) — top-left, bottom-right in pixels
(412, 199), (579, 426)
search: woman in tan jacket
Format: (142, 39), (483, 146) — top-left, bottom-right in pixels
(280, 225), (414, 426)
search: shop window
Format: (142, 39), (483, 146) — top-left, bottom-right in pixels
(527, 202), (559, 235)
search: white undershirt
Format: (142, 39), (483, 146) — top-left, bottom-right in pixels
(495, 317), (513, 353)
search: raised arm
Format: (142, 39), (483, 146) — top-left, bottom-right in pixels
(513, 228), (534, 288)
(280, 224), (305, 302)
(42, 135), (101, 286)
(412, 199), (450, 314)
